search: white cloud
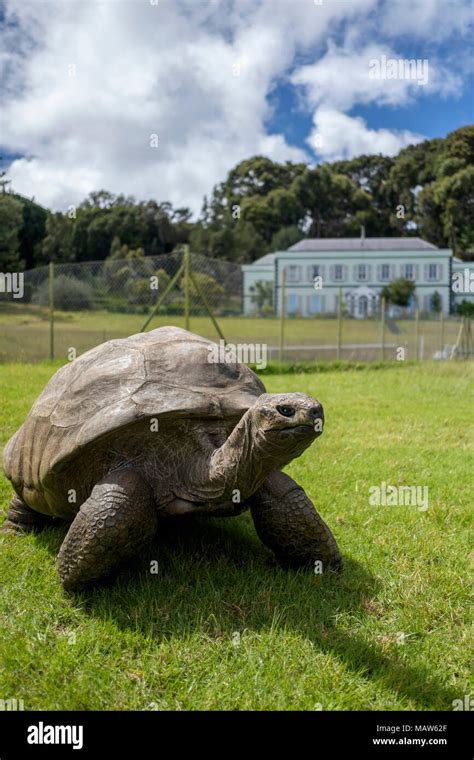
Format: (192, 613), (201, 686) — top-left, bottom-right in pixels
(291, 42), (462, 111)
(5, 0), (371, 211)
(380, 0), (474, 41)
(0, 0), (470, 213)
(308, 106), (425, 162)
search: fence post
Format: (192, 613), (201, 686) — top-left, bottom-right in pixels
(337, 287), (342, 360)
(415, 308), (420, 360)
(440, 311), (445, 355)
(279, 269), (286, 367)
(49, 261), (54, 361)
(380, 296), (386, 361)
(188, 268), (226, 343)
(184, 245), (190, 331)
(140, 262), (185, 332)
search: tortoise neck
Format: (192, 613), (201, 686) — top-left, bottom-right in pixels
(207, 409), (287, 503)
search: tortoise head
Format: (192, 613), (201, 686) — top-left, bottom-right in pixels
(251, 392), (324, 457)
(207, 392), (324, 503)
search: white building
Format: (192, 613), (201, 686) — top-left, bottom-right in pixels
(242, 237), (474, 318)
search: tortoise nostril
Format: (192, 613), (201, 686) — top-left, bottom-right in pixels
(310, 406), (322, 417)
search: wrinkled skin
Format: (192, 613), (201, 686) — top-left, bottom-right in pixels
(3, 326), (342, 591)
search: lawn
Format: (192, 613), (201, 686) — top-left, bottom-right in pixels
(0, 361), (471, 710)
(0, 304), (460, 362)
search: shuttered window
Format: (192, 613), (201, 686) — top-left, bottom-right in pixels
(286, 265), (301, 283)
(427, 263), (441, 281)
(307, 293), (321, 314)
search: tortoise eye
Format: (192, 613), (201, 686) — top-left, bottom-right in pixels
(276, 405), (295, 418)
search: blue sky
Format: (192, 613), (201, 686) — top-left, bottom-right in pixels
(268, 76), (474, 151)
(0, 0), (473, 212)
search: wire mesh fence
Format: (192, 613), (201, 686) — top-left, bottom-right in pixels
(0, 248), (470, 364)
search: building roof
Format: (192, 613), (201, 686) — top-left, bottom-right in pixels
(288, 237), (438, 252)
(248, 252), (276, 266)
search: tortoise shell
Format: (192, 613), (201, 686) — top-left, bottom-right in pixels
(3, 327), (265, 498)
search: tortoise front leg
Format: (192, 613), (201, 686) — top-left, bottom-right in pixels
(58, 470), (157, 591)
(250, 471), (342, 571)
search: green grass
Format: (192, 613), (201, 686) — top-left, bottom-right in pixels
(0, 362), (472, 710)
(0, 304), (460, 362)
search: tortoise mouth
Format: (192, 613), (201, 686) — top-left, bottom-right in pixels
(264, 424), (318, 436)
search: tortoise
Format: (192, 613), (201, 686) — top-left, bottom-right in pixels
(2, 326), (341, 590)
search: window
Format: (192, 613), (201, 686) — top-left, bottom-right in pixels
(286, 265), (300, 283)
(308, 293), (321, 314)
(334, 265), (343, 281)
(381, 264), (390, 281)
(428, 264), (438, 281)
(311, 265), (320, 279)
(403, 264), (414, 279)
(287, 293), (299, 314)
(357, 264), (367, 281)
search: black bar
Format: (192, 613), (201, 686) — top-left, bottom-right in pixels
(0, 710), (471, 758)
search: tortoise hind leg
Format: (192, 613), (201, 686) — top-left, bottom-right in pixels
(250, 471), (342, 571)
(58, 470), (157, 591)
(2, 495), (55, 534)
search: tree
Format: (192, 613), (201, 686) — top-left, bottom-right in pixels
(32, 275), (94, 310)
(0, 167), (12, 194)
(104, 238), (154, 288)
(0, 194), (24, 269)
(270, 225), (304, 251)
(16, 196), (48, 269)
(222, 156), (305, 207)
(189, 219), (236, 261)
(186, 271), (224, 306)
(431, 291), (442, 313)
(381, 278), (416, 307)
(332, 154), (397, 235)
(40, 213), (74, 263)
(232, 221), (266, 263)
(291, 165), (368, 238)
(249, 280), (274, 315)
(456, 300), (474, 317)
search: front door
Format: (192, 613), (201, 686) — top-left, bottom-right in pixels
(358, 295), (368, 317)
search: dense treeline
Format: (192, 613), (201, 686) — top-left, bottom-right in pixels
(1, 125), (473, 271)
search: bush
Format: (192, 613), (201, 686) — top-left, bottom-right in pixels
(32, 274), (94, 310)
(456, 299), (474, 317)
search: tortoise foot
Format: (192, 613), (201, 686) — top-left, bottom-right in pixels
(2, 495), (54, 535)
(250, 471), (342, 571)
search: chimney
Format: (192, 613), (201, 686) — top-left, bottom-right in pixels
(360, 225), (365, 246)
